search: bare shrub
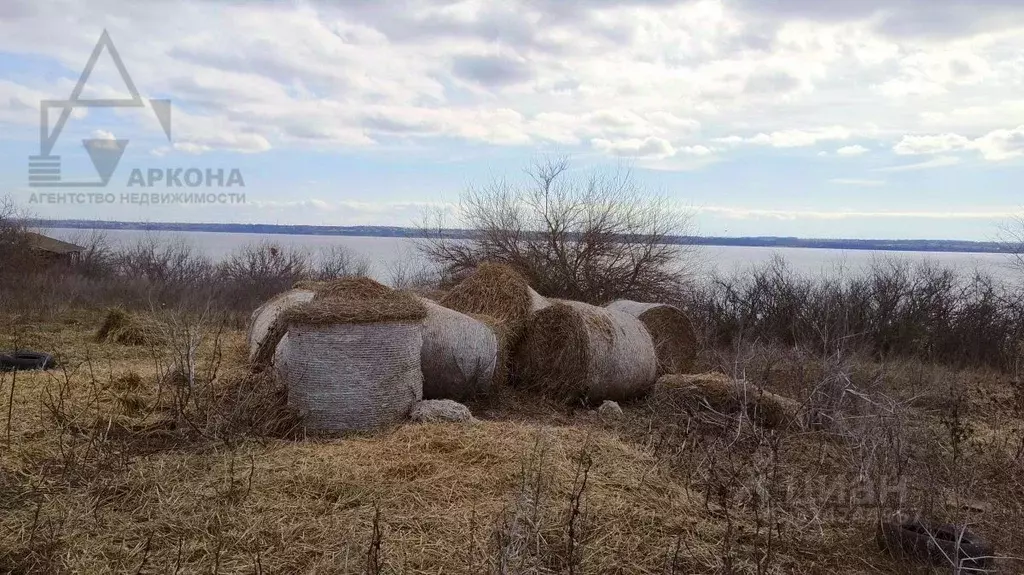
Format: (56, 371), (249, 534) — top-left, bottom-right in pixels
(0, 196), (35, 282)
(418, 157), (695, 304)
(687, 255), (1024, 370)
(312, 244), (371, 280)
(385, 253), (444, 290)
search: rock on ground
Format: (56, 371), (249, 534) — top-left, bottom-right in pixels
(409, 399), (475, 423)
(597, 400), (624, 419)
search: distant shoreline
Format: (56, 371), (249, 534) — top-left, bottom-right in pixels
(31, 219), (1012, 255)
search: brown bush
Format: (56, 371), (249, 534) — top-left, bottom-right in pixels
(417, 157), (694, 305)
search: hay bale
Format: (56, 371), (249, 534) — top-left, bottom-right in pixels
(515, 300), (657, 404)
(653, 373), (801, 430)
(409, 399), (475, 423)
(294, 276), (391, 300)
(277, 292), (427, 433)
(247, 288), (315, 366)
(439, 262), (548, 343)
(418, 298), (500, 401)
(96, 308), (158, 346)
(606, 300), (697, 375)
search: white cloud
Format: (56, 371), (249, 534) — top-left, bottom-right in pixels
(722, 126), (854, 148)
(893, 133), (971, 155)
(836, 145), (869, 156)
(592, 136), (677, 159)
(970, 125), (1024, 160)
(892, 126), (1024, 161)
(0, 0), (1020, 166)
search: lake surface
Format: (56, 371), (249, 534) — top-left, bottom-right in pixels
(49, 228), (1019, 284)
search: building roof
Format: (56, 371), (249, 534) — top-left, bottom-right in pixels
(25, 232), (85, 254)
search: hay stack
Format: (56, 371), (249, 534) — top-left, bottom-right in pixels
(652, 373), (801, 430)
(96, 308), (159, 346)
(439, 262), (548, 344)
(515, 300), (658, 404)
(278, 290), (427, 432)
(606, 300), (697, 375)
(418, 297), (502, 401)
(247, 288), (315, 366)
(294, 276), (391, 300)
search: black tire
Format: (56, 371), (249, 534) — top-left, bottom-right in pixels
(0, 351), (56, 372)
(877, 517), (995, 571)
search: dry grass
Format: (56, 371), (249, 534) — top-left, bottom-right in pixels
(281, 290), (427, 326)
(2, 310), (1023, 574)
(653, 373), (801, 430)
(439, 262), (544, 344)
(295, 276), (392, 301)
(94, 308), (160, 346)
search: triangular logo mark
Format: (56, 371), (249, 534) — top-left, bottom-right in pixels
(73, 29), (143, 105)
(83, 139), (129, 184)
(150, 99), (172, 140)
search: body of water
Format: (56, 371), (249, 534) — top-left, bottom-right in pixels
(49, 228), (1019, 284)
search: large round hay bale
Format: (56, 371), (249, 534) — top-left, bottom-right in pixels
(278, 291), (428, 432)
(418, 297), (500, 401)
(515, 300), (657, 404)
(247, 288), (315, 365)
(439, 262), (548, 343)
(606, 300), (697, 375)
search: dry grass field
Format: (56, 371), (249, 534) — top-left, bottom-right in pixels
(2, 308), (1023, 574)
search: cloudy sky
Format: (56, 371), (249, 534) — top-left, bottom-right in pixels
(1, 0), (1022, 240)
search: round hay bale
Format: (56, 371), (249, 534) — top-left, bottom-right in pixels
(247, 288), (315, 366)
(418, 297), (500, 401)
(606, 300), (697, 375)
(278, 292), (428, 433)
(439, 262), (548, 344)
(515, 300), (657, 404)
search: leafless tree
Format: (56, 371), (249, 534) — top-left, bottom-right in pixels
(0, 195), (33, 276)
(1000, 214), (1024, 273)
(312, 245), (371, 280)
(417, 157), (695, 304)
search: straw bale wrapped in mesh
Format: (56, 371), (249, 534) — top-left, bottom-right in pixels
(605, 300), (697, 375)
(439, 262), (548, 344)
(277, 291), (428, 432)
(515, 300), (658, 404)
(247, 288), (315, 365)
(652, 373), (801, 430)
(250, 277), (394, 368)
(418, 297), (502, 401)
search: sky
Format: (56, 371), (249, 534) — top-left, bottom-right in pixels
(0, 0), (1022, 240)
